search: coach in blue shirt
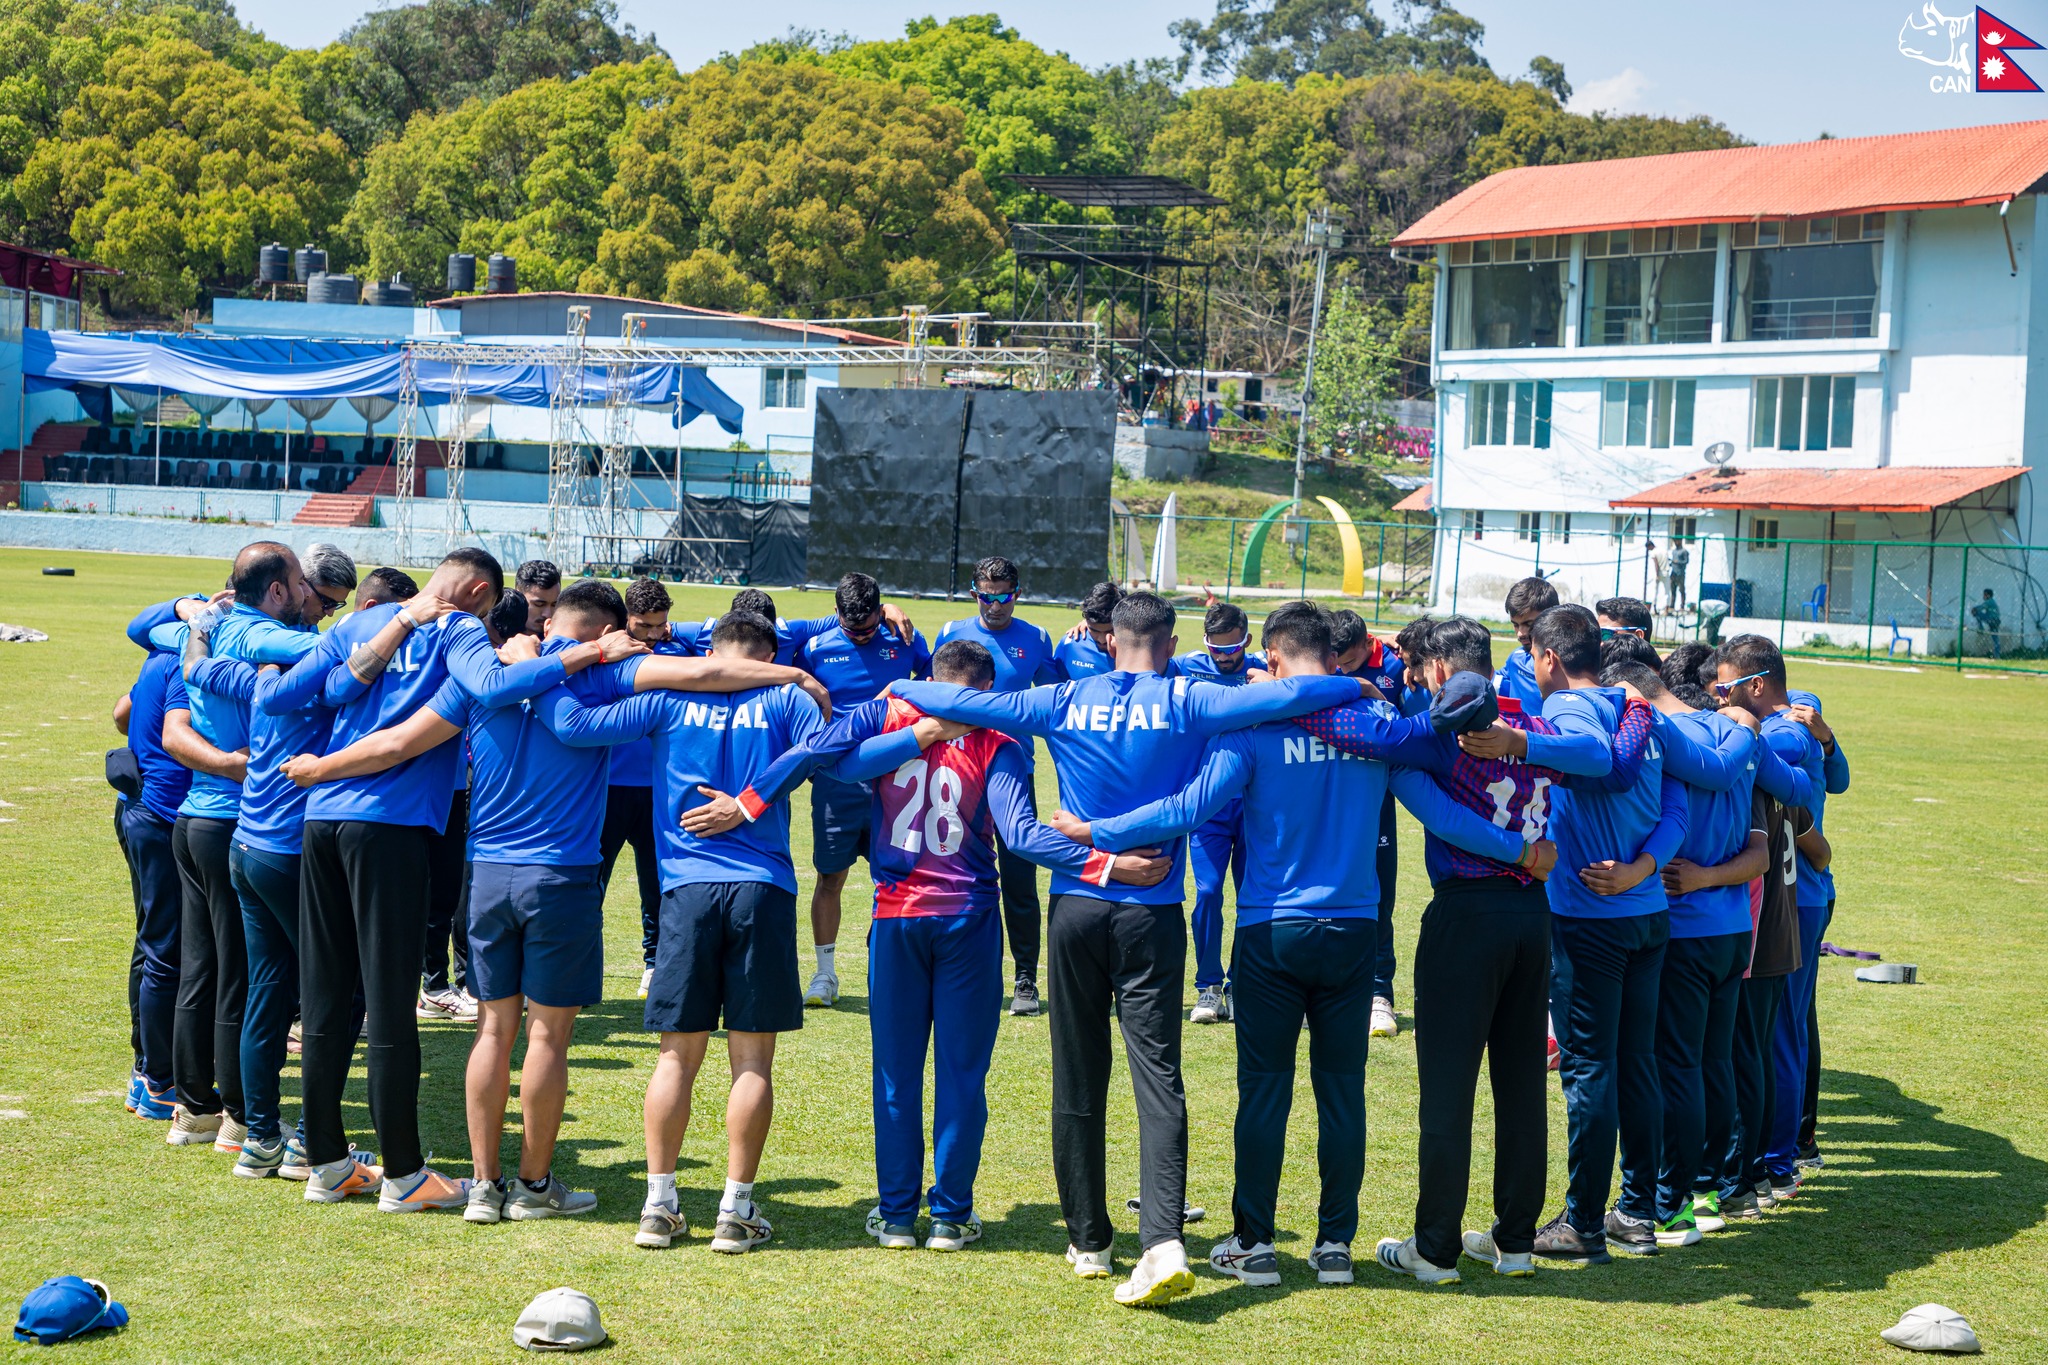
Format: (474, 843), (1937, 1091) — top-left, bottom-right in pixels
(1052, 582), (1122, 681)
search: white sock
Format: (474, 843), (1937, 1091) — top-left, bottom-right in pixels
(815, 943), (836, 977)
(722, 1178), (754, 1215)
(646, 1172), (677, 1209)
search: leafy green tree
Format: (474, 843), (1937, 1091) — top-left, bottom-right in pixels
(1171, 0), (1487, 88)
(1307, 282), (1398, 454)
(1091, 57), (1188, 174)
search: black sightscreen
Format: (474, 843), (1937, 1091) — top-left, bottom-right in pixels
(809, 388), (969, 598)
(645, 495), (809, 585)
(956, 390), (1114, 604)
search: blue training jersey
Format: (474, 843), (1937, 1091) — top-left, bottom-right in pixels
(1088, 703), (1521, 924)
(1495, 648), (1542, 711)
(1526, 686), (1687, 920)
(270, 603), (571, 833)
(1763, 707), (1832, 907)
(800, 623), (933, 714)
(934, 615), (1063, 691)
(684, 613), (833, 667)
(890, 670), (1372, 904)
(183, 655), (330, 856)
(1053, 634), (1113, 680)
(608, 638), (695, 789)
(530, 671), (826, 893)
(1172, 648), (1266, 686)
(128, 651), (193, 823)
(151, 604), (324, 820)
(1660, 707), (1761, 939)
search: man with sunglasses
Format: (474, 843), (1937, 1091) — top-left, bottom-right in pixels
(1596, 598), (1653, 643)
(681, 588), (916, 670)
(936, 555), (1066, 1015)
(795, 572), (933, 1008)
(1495, 578), (1557, 711)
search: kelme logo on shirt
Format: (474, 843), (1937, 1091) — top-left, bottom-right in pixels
(1062, 701), (1173, 732)
(681, 699), (771, 730)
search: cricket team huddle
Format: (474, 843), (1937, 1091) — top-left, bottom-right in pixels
(105, 539), (1845, 1305)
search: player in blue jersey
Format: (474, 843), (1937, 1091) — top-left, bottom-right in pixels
(1345, 610), (1424, 1040)
(514, 560), (561, 636)
(1459, 603), (1688, 1263)
(1052, 582), (1122, 681)
(528, 609), (828, 1255)
(795, 572), (933, 1009)
(891, 591), (1382, 1306)
(935, 555), (1065, 1016)
(605, 577), (697, 999)
(1170, 600), (1265, 1025)
(1493, 577), (1556, 711)
(1051, 602), (1539, 1292)
(677, 586), (915, 667)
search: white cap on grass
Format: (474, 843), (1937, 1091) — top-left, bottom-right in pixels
(1880, 1304), (1980, 1353)
(513, 1288), (606, 1352)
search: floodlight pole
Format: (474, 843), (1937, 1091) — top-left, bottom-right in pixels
(1291, 208), (1342, 511)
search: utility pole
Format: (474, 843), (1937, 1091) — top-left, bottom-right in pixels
(1291, 207), (1343, 510)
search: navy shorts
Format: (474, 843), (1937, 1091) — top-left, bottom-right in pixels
(648, 881), (803, 1034)
(466, 861), (604, 1009)
(810, 774), (871, 876)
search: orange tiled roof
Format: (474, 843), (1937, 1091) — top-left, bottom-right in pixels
(1394, 121), (2048, 246)
(1392, 483), (1432, 512)
(1608, 465), (2027, 514)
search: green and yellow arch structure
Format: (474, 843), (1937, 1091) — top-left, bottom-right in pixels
(1237, 496), (1366, 596)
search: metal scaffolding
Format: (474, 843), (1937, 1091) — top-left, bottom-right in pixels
(546, 305), (591, 566)
(442, 359), (469, 556)
(391, 347), (419, 565)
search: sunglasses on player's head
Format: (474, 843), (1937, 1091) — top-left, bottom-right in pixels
(1204, 637), (1248, 655)
(1599, 626), (1647, 641)
(976, 590), (1017, 606)
(1712, 670), (1767, 697)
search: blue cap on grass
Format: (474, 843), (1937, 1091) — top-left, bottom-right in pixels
(14, 1276), (128, 1346)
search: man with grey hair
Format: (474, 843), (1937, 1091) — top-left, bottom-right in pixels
(300, 543), (358, 621)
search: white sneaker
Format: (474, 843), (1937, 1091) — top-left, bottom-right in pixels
(1115, 1240), (1197, 1306)
(1208, 1234), (1280, 1287)
(1309, 1241), (1355, 1284)
(1375, 1235), (1460, 1285)
(804, 969), (839, 1008)
(710, 1203), (774, 1253)
(1190, 984), (1226, 1024)
(165, 1104), (222, 1147)
(1370, 997), (1399, 1038)
(212, 1116), (248, 1154)
(865, 1205), (918, 1250)
(637, 967), (653, 1000)
(1461, 1229), (1536, 1277)
(1066, 1244), (1113, 1279)
(636, 1201), (687, 1249)
(415, 988), (476, 1022)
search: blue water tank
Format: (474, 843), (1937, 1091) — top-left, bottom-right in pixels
(293, 245), (327, 284)
(258, 243), (289, 284)
(446, 253), (477, 293)
(486, 253), (517, 294)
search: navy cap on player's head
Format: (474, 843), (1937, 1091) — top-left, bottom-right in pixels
(1430, 670), (1500, 735)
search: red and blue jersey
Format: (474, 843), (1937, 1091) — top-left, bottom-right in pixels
(741, 696), (1116, 916)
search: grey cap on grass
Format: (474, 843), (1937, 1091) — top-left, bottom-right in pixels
(1880, 1303), (1980, 1353)
(514, 1288), (606, 1352)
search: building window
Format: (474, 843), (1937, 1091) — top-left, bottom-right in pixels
(1750, 517), (1780, 548)
(1516, 511), (1540, 542)
(1671, 516), (1698, 543)
(1549, 512), (1572, 543)
(763, 366), (807, 409)
(1463, 509), (1484, 540)
(1613, 512), (1640, 544)
(1600, 379), (1695, 448)
(1728, 214), (1884, 342)
(1581, 224), (1718, 346)
(1751, 375), (1854, 450)
(1466, 380), (1552, 447)
(1445, 237), (1567, 349)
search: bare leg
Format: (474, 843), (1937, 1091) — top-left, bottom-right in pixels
(811, 869), (849, 949)
(516, 1003), (581, 1181)
(724, 1030), (779, 1183)
(645, 1030), (711, 1176)
(466, 995), (524, 1182)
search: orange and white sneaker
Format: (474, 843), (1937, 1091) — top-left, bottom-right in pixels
(303, 1153), (384, 1203)
(379, 1165), (472, 1213)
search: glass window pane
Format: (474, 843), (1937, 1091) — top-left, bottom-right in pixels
(1652, 379), (1674, 448)
(1535, 380), (1553, 450)
(1779, 374), (1804, 449)
(1673, 380), (1695, 446)
(1830, 374), (1855, 446)
(1753, 378), (1777, 447)
(1739, 241), (1879, 340)
(1489, 382), (1509, 444)
(1603, 380), (1626, 446)
(1468, 383), (1484, 444)
(1513, 382), (1534, 444)
(1626, 380), (1650, 446)
(1805, 376), (1832, 450)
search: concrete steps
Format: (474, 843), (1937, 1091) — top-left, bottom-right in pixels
(292, 493), (375, 527)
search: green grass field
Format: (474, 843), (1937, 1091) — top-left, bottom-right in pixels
(1, 547), (2045, 1363)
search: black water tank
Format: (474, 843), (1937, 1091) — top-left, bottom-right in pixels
(362, 276), (415, 307)
(258, 242), (289, 284)
(446, 253), (477, 293)
(486, 253), (517, 294)
(307, 271), (358, 305)
(293, 244), (327, 284)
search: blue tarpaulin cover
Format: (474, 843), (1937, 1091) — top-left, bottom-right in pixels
(22, 329), (744, 433)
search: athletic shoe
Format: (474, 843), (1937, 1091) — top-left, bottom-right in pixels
(1066, 1245), (1113, 1279)
(636, 1203), (687, 1249)
(506, 1174), (596, 1220)
(926, 1214), (982, 1251)
(1655, 1202), (1702, 1248)
(1721, 1189), (1763, 1221)
(1692, 1189), (1726, 1233)
(1795, 1143), (1824, 1171)
(466, 1179), (507, 1225)
(1754, 1179), (1778, 1210)
(710, 1205), (774, 1254)
(132, 1081), (176, 1121)
(124, 1072), (144, 1113)
(233, 1137), (284, 1179)
(1009, 977), (1040, 1016)
(165, 1105), (223, 1147)
(865, 1205), (917, 1250)
(378, 1166), (471, 1213)
(1375, 1236), (1459, 1285)
(415, 988), (474, 1022)
(1190, 985), (1227, 1024)
(1603, 1208), (1659, 1256)
(213, 1117), (248, 1155)
(1309, 1241), (1355, 1285)
(1770, 1180), (1801, 1204)
(1532, 1212), (1610, 1265)
(303, 1153), (383, 1203)
(279, 1135), (355, 1182)
(1114, 1240), (1197, 1306)
(804, 970), (839, 1008)
(1461, 1229), (1536, 1277)
(1208, 1235), (1280, 1287)
(637, 967), (653, 1000)
(1370, 997), (1399, 1038)
(286, 1020), (302, 1056)
(1124, 1196), (1206, 1224)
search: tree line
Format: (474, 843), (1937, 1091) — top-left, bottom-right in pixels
(0, 0), (1744, 379)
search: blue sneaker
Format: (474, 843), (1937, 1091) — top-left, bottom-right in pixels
(124, 1073), (144, 1114)
(132, 1080), (176, 1121)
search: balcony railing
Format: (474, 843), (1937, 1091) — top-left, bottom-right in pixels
(1010, 223), (1204, 260)
(1741, 294), (1877, 342)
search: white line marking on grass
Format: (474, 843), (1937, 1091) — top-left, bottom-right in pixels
(0, 1111), (27, 1120)
(1914, 798), (1944, 804)
(1795, 658), (1922, 673)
